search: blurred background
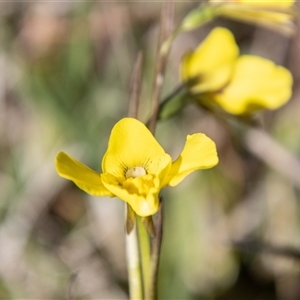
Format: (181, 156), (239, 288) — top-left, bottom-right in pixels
(1, 1), (300, 299)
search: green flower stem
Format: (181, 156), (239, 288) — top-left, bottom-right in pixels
(125, 4), (217, 299)
(126, 221), (143, 300)
(148, 202), (164, 300)
(160, 3), (216, 58)
(126, 50), (144, 300)
(137, 216), (151, 297)
(146, 84), (189, 126)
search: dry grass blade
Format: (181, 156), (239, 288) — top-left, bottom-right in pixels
(66, 273), (78, 300)
(232, 240), (300, 260)
(245, 127), (300, 189)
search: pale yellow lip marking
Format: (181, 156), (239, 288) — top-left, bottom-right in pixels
(126, 167), (147, 179)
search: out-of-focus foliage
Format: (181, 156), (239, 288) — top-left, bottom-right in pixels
(1, 1), (300, 299)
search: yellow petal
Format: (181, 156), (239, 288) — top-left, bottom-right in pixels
(55, 152), (113, 196)
(101, 173), (160, 217)
(102, 118), (172, 181)
(214, 2), (295, 35)
(181, 27), (239, 93)
(235, 0), (294, 7)
(212, 55), (293, 115)
(166, 134), (219, 187)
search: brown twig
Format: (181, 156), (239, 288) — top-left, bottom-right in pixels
(126, 52), (144, 236)
(128, 51), (143, 119)
(149, 1), (174, 134)
(147, 201), (164, 300)
(125, 52), (145, 300)
(147, 3), (174, 299)
(66, 272), (77, 300)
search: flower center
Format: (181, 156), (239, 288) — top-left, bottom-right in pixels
(126, 166), (147, 179)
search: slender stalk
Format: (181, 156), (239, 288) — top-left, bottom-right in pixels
(149, 1), (174, 134)
(126, 222), (143, 300)
(147, 202), (164, 300)
(146, 84), (187, 126)
(158, 84), (185, 110)
(128, 51), (143, 119)
(66, 273), (77, 300)
(126, 52), (144, 300)
(147, 2), (173, 299)
(137, 217), (151, 296)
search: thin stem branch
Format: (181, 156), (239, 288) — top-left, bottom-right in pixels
(158, 84), (186, 111)
(66, 273), (77, 300)
(149, 1), (174, 134)
(137, 217), (151, 297)
(147, 201), (164, 300)
(128, 51), (143, 119)
(146, 84), (186, 126)
(146, 3), (174, 299)
(126, 222), (143, 300)
(126, 52), (144, 300)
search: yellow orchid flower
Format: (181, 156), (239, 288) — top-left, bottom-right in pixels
(181, 27), (293, 115)
(210, 0), (295, 34)
(56, 118), (218, 217)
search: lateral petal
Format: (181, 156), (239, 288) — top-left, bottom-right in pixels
(212, 55), (293, 115)
(166, 134), (219, 187)
(56, 152), (113, 196)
